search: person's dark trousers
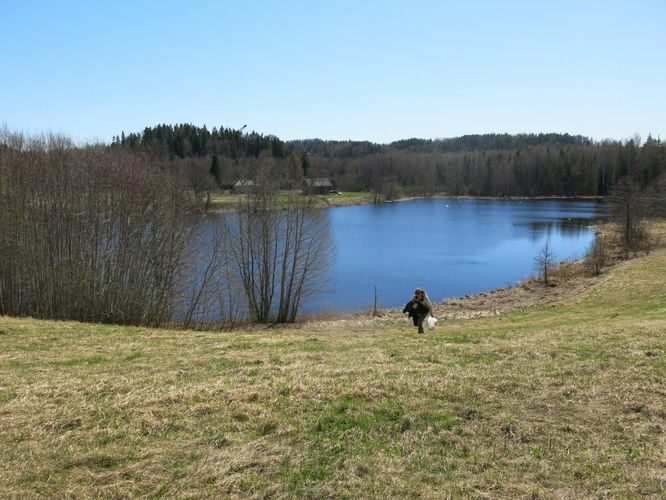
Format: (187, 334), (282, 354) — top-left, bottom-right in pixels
(417, 314), (425, 334)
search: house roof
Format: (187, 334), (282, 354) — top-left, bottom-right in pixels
(305, 178), (332, 187)
(233, 180), (255, 187)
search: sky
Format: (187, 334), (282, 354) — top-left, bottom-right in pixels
(1, 0), (665, 144)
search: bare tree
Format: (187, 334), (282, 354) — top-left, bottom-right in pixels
(534, 236), (555, 286)
(274, 193), (333, 322)
(226, 169), (333, 322)
(228, 174), (280, 321)
(0, 130), (195, 326)
(176, 158), (216, 211)
(179, 222), (243, 329)
(608, 178), (649, 255)
(287, 151), (304, 188)
(585, 235), (608, 276)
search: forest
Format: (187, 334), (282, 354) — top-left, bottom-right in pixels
(113, 124), (666, 200)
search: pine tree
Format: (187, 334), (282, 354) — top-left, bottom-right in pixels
(301, 153), (310, 177)
(209, 154), (221, 187)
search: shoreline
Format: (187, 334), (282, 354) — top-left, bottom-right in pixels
(298, 269), (596, 325)
(386, 193), (605, 204)
(244, 221), (666, 334)
(4, 222), (663, 332)
(300, 220), (641, 327)
(203, 191), (606, 213)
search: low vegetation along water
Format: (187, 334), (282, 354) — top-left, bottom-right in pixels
(308, 198), (606, 313)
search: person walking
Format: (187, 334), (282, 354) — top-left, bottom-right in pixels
(403, 288), (434, 334)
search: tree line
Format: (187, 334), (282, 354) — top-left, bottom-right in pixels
(113, 124), (666, 200)
(292, 132), (590, 158)
(304, 136), (665, 199)
(0, 131), (193, 325)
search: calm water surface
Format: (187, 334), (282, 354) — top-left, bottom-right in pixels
(306, 198), (606, 313)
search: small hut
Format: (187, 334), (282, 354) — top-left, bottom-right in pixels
(303, 178), (335, 195)
(233, 180), (255, 194)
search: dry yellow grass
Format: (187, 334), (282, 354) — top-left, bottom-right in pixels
(1, 225), (665, 498)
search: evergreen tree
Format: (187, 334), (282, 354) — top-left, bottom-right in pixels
(301, 153), (310, 177)
(209, 154), (221, 187)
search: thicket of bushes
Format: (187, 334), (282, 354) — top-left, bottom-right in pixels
(0, 130), (332, 327)
(0, 131), (193, 325)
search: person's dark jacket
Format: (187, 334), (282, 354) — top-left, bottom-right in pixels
(403, 299), (430, 318)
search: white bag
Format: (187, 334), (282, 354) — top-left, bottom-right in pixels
(427, 316), (438, 330)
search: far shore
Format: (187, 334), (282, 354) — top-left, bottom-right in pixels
(384, 193), (605, 203)
(203, 191), (606, 213)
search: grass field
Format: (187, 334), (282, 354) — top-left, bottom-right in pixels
(1, 239), (665, 497)
(206, 191), (373, 211)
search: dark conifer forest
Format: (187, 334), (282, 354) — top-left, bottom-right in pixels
(113, 124), (666, 199)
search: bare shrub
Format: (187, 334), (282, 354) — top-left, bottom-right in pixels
(0, 130), (194, 326)
(226, 173), (333, 323)
(179, 222), (244, 329)
(608, 178), (650, 256)
(585, 236), (609, 276)
(534, 237), (555, 286)
(550, 259), (583, 281)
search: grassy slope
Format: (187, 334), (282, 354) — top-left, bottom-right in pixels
(1, 252), (665, 498)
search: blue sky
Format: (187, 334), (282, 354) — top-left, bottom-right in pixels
(1, 0), (664, 144)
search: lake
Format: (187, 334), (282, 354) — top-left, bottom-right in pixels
(305, 198), (606, 314)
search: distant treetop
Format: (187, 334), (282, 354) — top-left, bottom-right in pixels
(112, 123), (288, 160)
(290, 133), (592, 158)
(112, 125), (593, 161)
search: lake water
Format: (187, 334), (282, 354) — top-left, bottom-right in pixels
(305, 198), (606, 314)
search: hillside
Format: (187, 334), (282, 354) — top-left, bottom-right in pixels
(1, 237), (665, 497)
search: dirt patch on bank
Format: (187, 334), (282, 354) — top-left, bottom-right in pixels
(297, 263), (598, 330)
(382, 272), (597, 321)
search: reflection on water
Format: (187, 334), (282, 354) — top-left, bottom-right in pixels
(304, 198), (606, 314)
(516, 218), (597, 241)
